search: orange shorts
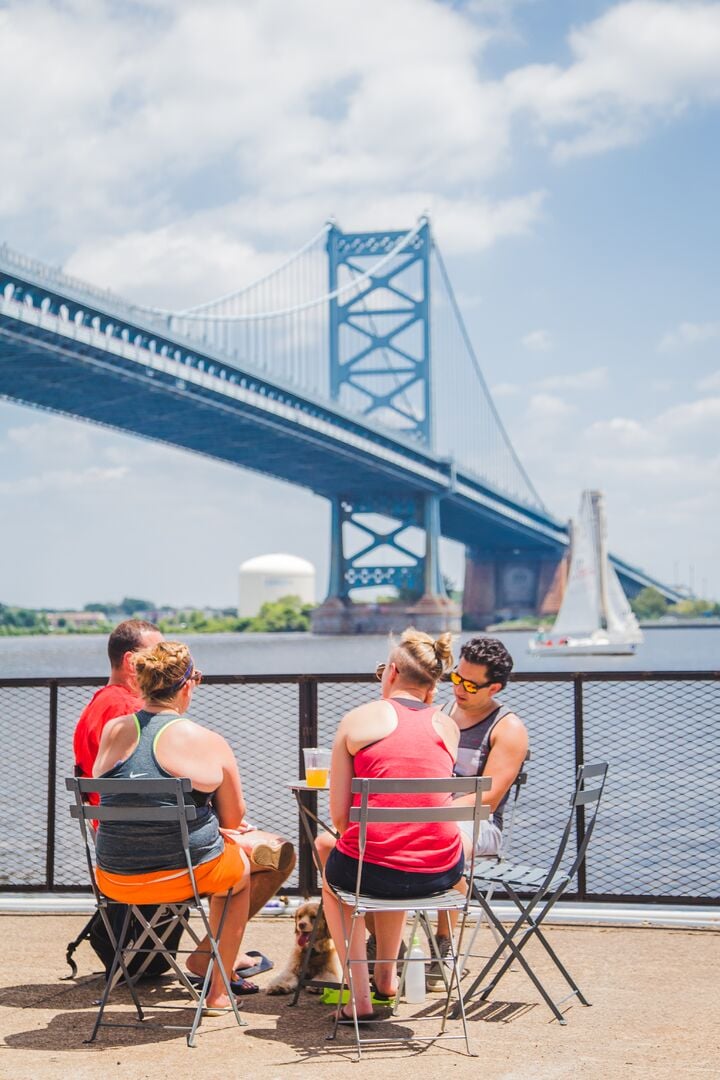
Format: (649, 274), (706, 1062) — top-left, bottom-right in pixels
(95, 835), (245, 905)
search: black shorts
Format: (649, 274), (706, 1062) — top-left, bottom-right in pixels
(325, 846), (465, 900)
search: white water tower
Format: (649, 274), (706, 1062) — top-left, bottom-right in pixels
(238, 553), (316, 618)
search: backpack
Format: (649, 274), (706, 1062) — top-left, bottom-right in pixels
(65, 902), (187, 980)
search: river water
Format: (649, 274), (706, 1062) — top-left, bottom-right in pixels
(1, 625), (718, 677)
(2, 626), (717, 898)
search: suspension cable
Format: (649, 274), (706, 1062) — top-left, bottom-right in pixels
(176, 223), (332, 315)
(156, 220), (425, 323)
(432, 244), (546, 511)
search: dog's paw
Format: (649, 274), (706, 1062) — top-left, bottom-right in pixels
(266, 976), (298, 995)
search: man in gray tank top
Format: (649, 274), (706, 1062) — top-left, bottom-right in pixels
(430, 636), (528, 987)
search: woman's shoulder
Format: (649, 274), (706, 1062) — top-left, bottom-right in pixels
(342, 698), (393, 727)
(431, 706), (460, 752)
(163, 716), (226, 747)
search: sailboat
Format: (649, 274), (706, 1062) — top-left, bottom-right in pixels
(529, 490), (643, 657)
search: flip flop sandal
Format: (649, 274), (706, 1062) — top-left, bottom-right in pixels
(335, 1006), (389, 1025)
(202, 998), (244, 1016)
(235, 950), (274, 978)
(187, 972), (260, 995)
(370, 980), (396, 1004)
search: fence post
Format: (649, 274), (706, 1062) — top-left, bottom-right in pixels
(45, 682), (58, 891)
(297, 678), (319, 896)
(573, 675), (587, 900)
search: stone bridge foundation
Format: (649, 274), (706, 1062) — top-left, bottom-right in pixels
(462, 548), (567, 629)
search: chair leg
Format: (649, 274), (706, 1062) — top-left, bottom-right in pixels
(461, 896), (568, 1024)
(87, 906), (144, 1043)
(441, 911), (477, 1057)
(326, 905), (365, 1060)
(187, 890), (247, 1046)
(505, 889), (591, 1007)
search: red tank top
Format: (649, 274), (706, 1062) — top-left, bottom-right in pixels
(337, 698), (463, 874)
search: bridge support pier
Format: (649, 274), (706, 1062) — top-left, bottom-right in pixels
(462, 548), (567, 629)
(312, 493), (460, 635)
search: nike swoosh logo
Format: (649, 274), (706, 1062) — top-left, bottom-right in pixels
(129, 771), (148, 778)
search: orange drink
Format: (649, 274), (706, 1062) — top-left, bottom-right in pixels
(306, 767), (329, 788)
(303, 747), (331, 787)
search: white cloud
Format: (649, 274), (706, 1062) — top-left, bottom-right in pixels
(0, 465), (129, 496)
(63, 190), (546, 308)
(658, 321), (720, 351)
(491, 382), (520, 397)
(506, 1), (720, 159)
(584, 416), (656, 449)
(655, 395), (720, 431)
(0, 1), (519, 247)
(697, 370), (720, 392)
(65, 226), (294, 311)
(538, 367), (608, 391)
(527, 393), (575, 419)
(521, 329), (552, 351)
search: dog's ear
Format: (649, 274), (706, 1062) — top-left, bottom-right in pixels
(315, 907), (328, 936)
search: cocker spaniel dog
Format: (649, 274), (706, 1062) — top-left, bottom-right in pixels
(266, 901), (342, 994)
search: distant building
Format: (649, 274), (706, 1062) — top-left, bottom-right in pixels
(238, 553), (316, 618)
(46, 610), (109, 630)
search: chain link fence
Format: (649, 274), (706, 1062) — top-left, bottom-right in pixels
(1, 671), (717, 903)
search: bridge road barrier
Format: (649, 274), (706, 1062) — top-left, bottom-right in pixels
(0, 671), (717, 905)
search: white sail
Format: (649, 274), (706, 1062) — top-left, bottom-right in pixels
(531, 489), (644, 655)
(606, 563), (644, 643)
(551, 493), (601, 636)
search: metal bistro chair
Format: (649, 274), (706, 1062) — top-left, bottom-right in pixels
(456, 751), (531, 974)
(327, 775), (491, 1059)
(67, 776), (246, 1047)
(456, 761), (609, 1024)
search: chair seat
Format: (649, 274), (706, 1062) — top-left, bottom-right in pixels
(331, 886), (467, 913)
(471, 861), (571, 893)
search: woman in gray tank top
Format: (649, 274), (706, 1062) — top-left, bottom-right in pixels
(93, 640), (253, 1012)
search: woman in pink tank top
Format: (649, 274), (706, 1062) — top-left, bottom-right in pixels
(322, 628), (464, 1023)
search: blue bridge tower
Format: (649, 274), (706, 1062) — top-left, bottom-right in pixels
(314, 221), (458, 633)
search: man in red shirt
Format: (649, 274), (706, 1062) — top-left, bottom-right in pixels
(73, 619), (163, 801)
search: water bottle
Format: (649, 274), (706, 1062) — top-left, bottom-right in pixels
(404, 935), (427, 1004)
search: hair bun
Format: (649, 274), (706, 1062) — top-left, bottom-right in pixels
(433, 632), (453, 669)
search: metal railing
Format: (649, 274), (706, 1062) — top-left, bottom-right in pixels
(1, 671), (717, 904)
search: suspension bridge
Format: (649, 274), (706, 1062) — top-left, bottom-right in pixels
(0, 219), (676, 630)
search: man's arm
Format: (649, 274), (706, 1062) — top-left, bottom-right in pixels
(481, 714), (528, 811)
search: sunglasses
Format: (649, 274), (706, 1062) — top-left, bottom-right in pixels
(375, 662), (387, 681)
(449, 670), (494, 695)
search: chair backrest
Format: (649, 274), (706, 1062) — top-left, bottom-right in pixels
(348, 776), (492, 896)
(498, 749), (530, 860)
(539, 761), (609, 888)
(66, 777), (200, 904)
(566, 761), (609, 880)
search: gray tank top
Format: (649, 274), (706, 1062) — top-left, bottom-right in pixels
(95, 710), (225, 874)
(443, 701), (515, 831)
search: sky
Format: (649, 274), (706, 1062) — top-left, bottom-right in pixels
(1, 0), (719, 609)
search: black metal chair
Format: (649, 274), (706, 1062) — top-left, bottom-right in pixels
(456, 761), (609, 1024)
(326, 775), (491, 1060)
(67, 775), (246, 1047)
